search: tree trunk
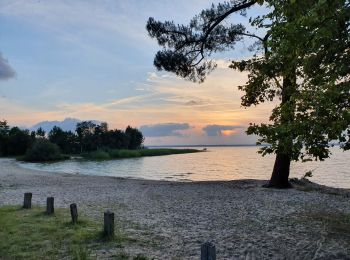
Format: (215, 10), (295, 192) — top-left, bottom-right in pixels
(265, 153), (292, 188)
(265, 73), (296, 189)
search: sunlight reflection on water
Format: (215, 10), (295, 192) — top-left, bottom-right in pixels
(18, 146), (350, 188)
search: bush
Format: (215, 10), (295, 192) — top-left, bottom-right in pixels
(108, 149), (141, 158)
(23, 140), (64, 162)
(139, 148), (199, 156)
(82, 150), (110, 160)
(81, 148), (201, 160)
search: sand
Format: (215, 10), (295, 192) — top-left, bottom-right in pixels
(1, 158), (350, 259)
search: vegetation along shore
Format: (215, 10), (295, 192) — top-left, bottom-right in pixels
(0, 120), (201, 162)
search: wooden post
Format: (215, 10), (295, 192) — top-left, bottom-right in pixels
(103, 211), (114, 238)
(23, 193), (32, 209)
(242, 244), (257, 259)
(201, 242), (216, 260)
(70, 203), (78, 224)
(46, 197), (54, 215)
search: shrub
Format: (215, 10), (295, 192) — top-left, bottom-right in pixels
(82, 150), (110, 160)
(108, 149), (141, 158)
(81, 148), (201, 160)
(23, 139), (64, 162)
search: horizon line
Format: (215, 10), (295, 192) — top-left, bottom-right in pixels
(146, 144), (260, 147)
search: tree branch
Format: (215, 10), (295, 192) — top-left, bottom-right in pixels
(200, 1), (257, 53)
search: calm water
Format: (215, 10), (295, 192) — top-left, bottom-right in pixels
(18, 146), (350, 188)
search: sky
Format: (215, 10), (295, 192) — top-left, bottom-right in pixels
(0, 0), (274, 145)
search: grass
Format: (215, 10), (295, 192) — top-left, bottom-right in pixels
(297, 209), (350, 254)
(18, 154), (71, 163)
(13, 148), (202, 162)
(0, 205), (148, 259)
(304, 211), (350, 240)
(290, 178), (346, 196)
(82, 148), (202, 160)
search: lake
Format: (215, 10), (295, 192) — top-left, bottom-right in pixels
(17, 146), (350, 188)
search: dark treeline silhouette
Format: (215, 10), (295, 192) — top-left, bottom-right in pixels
(0, 121), (33, 156)
(0, 120), (144, 156)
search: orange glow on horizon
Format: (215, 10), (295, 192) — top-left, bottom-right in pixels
(220, 130), (238, 136)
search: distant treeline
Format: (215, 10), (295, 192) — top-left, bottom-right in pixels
(0, 120), (144, 156)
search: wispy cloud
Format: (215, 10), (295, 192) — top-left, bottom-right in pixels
(0, 0), (149, 44)
(1, 58), (275, 131)
(0, 53), (16, 80)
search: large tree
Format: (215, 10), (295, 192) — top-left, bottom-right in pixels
(146, 0), (350, 188)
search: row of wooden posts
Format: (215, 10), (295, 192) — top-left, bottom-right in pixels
(23, 192), (115, 238)
(23, 192), (217, 260)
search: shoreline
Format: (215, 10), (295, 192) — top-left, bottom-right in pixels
(1, 158), (350, 259)
(10, 157), (350, 195)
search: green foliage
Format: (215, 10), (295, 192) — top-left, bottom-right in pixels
(125, 126), (144, 150)
(23, 139), (64, 162)
(302, 211), (350, 240)
(0, 120), (9, 156)
(35, 127), (46, 138)
(147, 0), (350, 163)
(73, 121), (144, 153)
(0, 120), (145, 158)
(241, 0), (350, 162)
(0, 121), (33, 156)
(0, 206), (96, 259)
(82, 150), (111, 160)
(82, 148), (201, 160)
(6, 127), (33, 156)
(138, 148), (200, 157)
(0, 206), (141, 260)
(49, 126), (79, 154)
(302, 170), (314, 180)
(108, 149), (141, 158)
(146, 1), (252, 82)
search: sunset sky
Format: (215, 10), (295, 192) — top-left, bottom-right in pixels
(0, 0), (274, 145)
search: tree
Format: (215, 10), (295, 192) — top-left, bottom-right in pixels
(147, 0), (350, 188)
(94, 123), (108, 150)
(125, 126), (144, 150)
(24, 139), (62, 162)
(36, 127), (46, 138)
(0, 120), (9, 135)
(0, 119), (146, 157)
(75, 121), (97, 152)
(102, 129), (129, 149)
(7, 127), (32, 155)
(0, 120), (10, 156)
(49, 126), (79, 154)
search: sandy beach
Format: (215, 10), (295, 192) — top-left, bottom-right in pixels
(1, 158), (350, 259)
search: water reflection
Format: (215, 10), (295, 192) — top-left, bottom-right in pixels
(18, 146), (350, 188)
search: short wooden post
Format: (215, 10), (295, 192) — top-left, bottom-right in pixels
(46, 197), (54, 214)
(70, 203), (78, 224)
(23, 193), (32, 209)
(201, 242), (216, 260)
(103, 211), (114, 238)
(242, 244), (257, 259)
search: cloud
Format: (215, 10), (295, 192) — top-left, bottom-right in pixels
(0, 53), (16, 80)
(29, 118), (101, 133)
(140, 123), (190, 137)
(0, 0), (153, 50)
(203, 124), (244, 136)
(185, 100), (201, 106)
(0, 62), (274, 137)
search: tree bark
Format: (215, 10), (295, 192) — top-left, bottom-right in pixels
(265, 73), (296, 189)
(265, 153), (292, 188)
